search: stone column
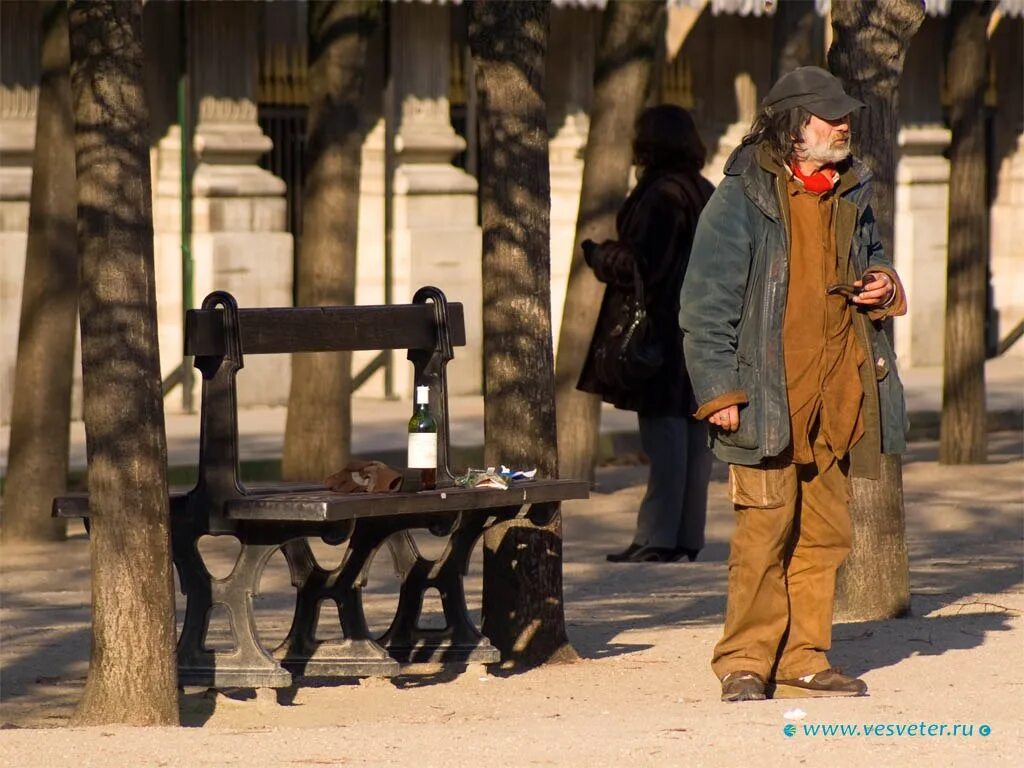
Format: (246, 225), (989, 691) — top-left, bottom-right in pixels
(353, 25), (389, 395)
(143, 0), (190, 412)
(547, 6), (597, 358)
(389, 1), (482, 397)
(0, 2), (41, 425)
(989, 17), (1024, 362)
(152, 124), (188, 403)
(990, 133), (1024, 362)
(186, 1), (293, 408)
(702, 15), (773, 185)
(894, 125), (951, 367)
(705, 70), (758, 185)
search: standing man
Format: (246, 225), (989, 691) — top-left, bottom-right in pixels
(680, 67), (908, 702)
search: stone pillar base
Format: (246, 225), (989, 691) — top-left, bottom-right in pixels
(895, 125), (951, 367)
(388, 0), (482, 398)
(391, 163), (482, 398)
(705, 121), (749, 186)
(153, 126), (186, 409)
(990, 134), (1024, 361)
(0, 114), (35, 426)
(549, 114), (588, 358)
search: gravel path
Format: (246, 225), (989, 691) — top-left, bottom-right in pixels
(1, 434), (1021, 767)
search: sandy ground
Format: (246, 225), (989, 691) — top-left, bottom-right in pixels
(1, 433), (1021, 767)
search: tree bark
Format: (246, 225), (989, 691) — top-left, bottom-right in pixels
(469, 0), (574, 667)
(68, 0), (178, 725)
(939, 1), (994, 465)
(835, 452), (910, 621)
(1, 3), (77, 544)
(282, 1), (379, 482)
(771, 0), (822, 81)
(554, 0), (664, 484)
(827, 0), (924, 622)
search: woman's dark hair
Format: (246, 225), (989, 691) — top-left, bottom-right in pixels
(632, 105), (707, 174)
(740, 104), (813, 163)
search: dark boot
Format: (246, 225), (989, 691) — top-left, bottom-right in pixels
(624, 545), (679, 562)
(605, 543), (643, 563)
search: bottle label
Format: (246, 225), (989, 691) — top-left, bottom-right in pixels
(408, 433), (437, 469)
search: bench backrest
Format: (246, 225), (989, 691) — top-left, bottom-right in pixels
(186, 288), (464, 504)
(184, 304), (466, 356)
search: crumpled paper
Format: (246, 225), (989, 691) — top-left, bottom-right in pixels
(454, 466), (537, 490)
(499, 465), (537, 482)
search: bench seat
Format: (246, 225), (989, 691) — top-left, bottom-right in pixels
(225, 479), (589, 522)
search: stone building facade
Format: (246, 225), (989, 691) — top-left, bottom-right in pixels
(1, 0), (1021, 425)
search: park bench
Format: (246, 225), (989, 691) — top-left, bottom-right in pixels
(54, 287), (588, 689)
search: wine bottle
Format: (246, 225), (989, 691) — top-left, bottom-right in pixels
(407, 385), (438, 491)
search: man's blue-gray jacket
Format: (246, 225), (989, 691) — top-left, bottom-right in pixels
(679, 143), (908, 479)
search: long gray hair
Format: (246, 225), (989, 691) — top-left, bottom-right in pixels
(740, 104), (813, 163)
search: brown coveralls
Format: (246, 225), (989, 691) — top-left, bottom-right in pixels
(710, 168), (905, 682)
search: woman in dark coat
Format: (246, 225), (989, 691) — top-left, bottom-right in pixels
(577, 105), (714, 563)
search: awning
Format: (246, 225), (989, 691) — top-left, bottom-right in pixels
(667, 0), (1024, 18)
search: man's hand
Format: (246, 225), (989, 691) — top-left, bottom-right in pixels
(852, 272), (894, 307)
(708, 405), (740, 432)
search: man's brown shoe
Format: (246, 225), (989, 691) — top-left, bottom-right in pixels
(721, 671), (767, 702)
(771, 667), (868, 699)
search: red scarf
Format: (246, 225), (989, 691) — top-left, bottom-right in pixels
(790, 162), (837, 194)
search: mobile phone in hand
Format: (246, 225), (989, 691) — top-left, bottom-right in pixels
(826, 283), (863, 299)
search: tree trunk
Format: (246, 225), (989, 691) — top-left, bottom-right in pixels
(282, 1), (379, 482)
(469, 0), (574, 667)
(68, 0), (177, 725)
(554, 0), (664, 483)
(1, 3), (77, 544)
(939, 1), (994, 466)
(771, 0), (822, 81)
(827, 0), (924, 622)
(835, 453), (910, 621)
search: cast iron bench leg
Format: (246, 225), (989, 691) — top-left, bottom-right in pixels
(175, 530), (291, 689)
(378, 512), (506, 665)
(274, 527), (399, 678)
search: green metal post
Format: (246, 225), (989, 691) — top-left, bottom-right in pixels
(179, 1), (194, 412)
(383, 1), (395, 398)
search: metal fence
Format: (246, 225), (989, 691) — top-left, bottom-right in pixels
(258, 105), (308, 306)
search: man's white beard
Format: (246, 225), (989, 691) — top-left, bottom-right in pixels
(797, 136), (851, 165)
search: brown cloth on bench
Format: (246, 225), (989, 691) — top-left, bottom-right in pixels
(324, 460), (404, 494)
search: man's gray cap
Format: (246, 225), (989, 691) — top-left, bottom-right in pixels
(762, 66), (865, 120)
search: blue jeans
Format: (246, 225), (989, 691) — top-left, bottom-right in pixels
(634, 416), (713, 551)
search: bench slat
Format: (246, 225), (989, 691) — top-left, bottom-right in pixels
(185, 303), (466, 356)
(226, 479), (589, 523)
(52, 491), (191, 519)
(52, 482), (326, 519)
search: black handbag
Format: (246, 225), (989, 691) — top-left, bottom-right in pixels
(592, 257), (663, 391)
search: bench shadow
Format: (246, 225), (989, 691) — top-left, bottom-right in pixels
(388, 666), (467, 689)
(180, 679), (368, 726)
